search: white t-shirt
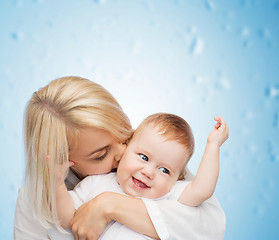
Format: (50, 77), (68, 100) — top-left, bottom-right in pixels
(14, 169), (226, 240)
(49, 172), (190, 240)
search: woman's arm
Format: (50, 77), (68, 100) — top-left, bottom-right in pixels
(145, 196), (226, 240)
(71, 192), (159, 240)
(71, 190), (226, 240)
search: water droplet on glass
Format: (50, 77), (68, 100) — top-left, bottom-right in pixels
(273, 113), (278, 127)
(132, 40), (142, 55)
(253, 205), (265, 216)
(241, 27), (250, 38)
(242, 39), (252, 48)
(251, 157), (260, 165)
(189, 38), (204, 56)
(240, 0), (260, 7)
(15, 0), (23, 7)
(266, 141), (277, 162)
(219, 78), (231, 90)
(93, 0), (106, 4)
(186, 26), (197, 34)
(173, 0), (183, 5)
(11, 32), (23, 41)
(33, 0), (45, 3)
(221, 24), (231, 32)
(232, 172), (240, 181)
(258, 28), (271, 38)
(263, 179), (275, 190)
(204, 1), (215, 11)
(212, 77), (230, 92)
(10, 184), (16, 192)
(226, 11), (235, 19)
(223, 194), (233, 202)
(265, 84), (279, 99)
(241, 126), (249, 136)
(192, 75), (203, 84)
(243, 110), (254, 120)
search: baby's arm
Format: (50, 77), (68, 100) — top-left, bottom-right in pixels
(178, 116), (229, 206)
(55, 161), (76, 229)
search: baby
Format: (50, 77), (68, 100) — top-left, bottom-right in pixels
(55, 113), (229, 239)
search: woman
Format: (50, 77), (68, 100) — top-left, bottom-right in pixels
(14, 76), (225, 239)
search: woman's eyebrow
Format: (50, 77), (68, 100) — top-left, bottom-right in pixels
(86, 145), (109, 157)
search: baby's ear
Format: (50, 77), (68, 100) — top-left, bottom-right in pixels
(178, 170), (186, 181)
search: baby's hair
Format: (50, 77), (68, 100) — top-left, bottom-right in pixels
(134, 113), (195, 180)
(24, 76), (133, 229)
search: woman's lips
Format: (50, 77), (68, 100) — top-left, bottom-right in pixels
(132, 177), (150, 189)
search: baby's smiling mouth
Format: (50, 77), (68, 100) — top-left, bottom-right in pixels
(132, 177), (150, 189)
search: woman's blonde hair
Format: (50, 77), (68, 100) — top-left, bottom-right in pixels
(24, 76), (132, 228)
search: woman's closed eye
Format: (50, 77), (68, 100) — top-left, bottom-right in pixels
(139, 153), (148, 161)
(159, 167), (169, 174)
(93, 148), (109, 161)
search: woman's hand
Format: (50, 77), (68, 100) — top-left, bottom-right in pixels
(70, 192), (112, 240)
(70, 192), (159, 240)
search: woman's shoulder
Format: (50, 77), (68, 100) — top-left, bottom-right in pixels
(73, 172), (117, 193)
(14, 186), (49, 239)
(81, 172), (117, 184)
(16, 186), (29, 203)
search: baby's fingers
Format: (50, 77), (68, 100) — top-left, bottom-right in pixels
(214, 116), (222, 129)
(214, 116), (227, 128)
(218, 116), (229, 139)
(214, 116), (221, 122)
(215, 121), (221, 129)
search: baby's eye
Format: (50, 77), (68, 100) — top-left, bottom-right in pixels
(139, 154), (148, 161)
(159, 167), (169, 174)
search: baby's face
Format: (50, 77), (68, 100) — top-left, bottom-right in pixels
(117, 125), (188, 199)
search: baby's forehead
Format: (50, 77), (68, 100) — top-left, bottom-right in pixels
(133, 125), (185, 153)
(134, 126), (188, 155)
(132, 124), (167, 142)
(134, 122), (164, 136)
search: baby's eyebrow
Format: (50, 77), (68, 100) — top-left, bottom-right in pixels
(137, 147), (153, 158)
(87, 145), (109, 157)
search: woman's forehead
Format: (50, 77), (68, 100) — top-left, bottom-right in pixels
(70, 127), (113, 155)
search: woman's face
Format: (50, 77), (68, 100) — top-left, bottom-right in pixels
(69, 127), (126, 178)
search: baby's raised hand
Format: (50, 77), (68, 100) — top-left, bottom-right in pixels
(207, 116), (229, 147)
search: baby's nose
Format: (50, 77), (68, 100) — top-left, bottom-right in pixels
(141, 165), (155, 179)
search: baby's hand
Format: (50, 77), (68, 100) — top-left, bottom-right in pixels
(207, 116), (229, 147)
(50, 156), (74, 189)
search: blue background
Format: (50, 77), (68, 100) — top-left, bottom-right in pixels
(1, 0), (278, 239)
